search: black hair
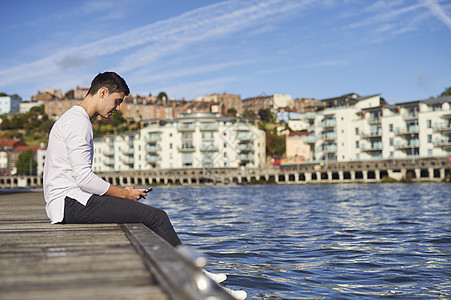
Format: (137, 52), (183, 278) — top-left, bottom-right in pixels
(87, 72), (130, 96)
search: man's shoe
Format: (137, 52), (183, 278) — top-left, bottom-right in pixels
(203, 269), (227, 283)
(222, 286), (247, 300)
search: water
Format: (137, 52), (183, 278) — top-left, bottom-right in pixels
(142, 184), (451, 299)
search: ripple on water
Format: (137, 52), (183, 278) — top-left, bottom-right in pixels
(143, 184), (451, 299)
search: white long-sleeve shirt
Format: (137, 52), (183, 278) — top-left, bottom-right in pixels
(43, 105), (110, 223)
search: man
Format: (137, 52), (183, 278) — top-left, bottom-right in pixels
(43, 72), (181, 246)
(43, 72), (245, 299)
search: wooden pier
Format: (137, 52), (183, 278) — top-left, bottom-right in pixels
(0, 192), (234, 300)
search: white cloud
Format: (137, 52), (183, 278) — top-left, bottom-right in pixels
(419, 0), (451, 30)
(0, 0), (312, 92)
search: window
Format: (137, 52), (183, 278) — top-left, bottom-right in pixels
(169, 143), (172, 149)
(427, 120), (432, 128)
(389, 138), (394, 146)
(356, 141), (359, 148)
(389, 124), (393, 132)
(428, 149), (433, 156)
(355, 128), (359, 135)
(428, 135), (432, 143)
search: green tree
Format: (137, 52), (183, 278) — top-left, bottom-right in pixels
(16, 148), (37, 175)
(0, 92), (7, 97)
(65, 89), (74, 99)
(226, 107), (237, 116)
(258, 108), (271, 122)
(439, 86), (451, 97)
(110, 111), (126, 127)
(157, 92), (168, 101)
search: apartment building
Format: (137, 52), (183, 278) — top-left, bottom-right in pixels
(92, 112), (266, 172)
(242, 94), (293, 115)
(299, 94), (451, 162)
(0, 95), (21, 114)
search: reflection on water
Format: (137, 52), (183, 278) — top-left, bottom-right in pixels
(142, 183), (451, 299)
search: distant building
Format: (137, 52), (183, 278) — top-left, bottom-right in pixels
(92, 112), (266, 172)
(20, 100), (45, 113)
(293, 97), (323, 113)
(295, 93), (451, 162)
(0, 95), (21, 114)
(242, 94), (292, 115)
(32, 89), (63, 101)
(286, 131), (310, 161)
(44, 99), (80, 119)
(0, 139), (39, 175)
(74, 87), (89, 99)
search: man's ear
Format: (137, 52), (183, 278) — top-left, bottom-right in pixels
(99, 87), (109, 98)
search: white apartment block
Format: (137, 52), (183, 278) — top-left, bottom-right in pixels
(93, 112), (266, 172)
(300, 94), (451, 162)
(0, 95), (21, 114)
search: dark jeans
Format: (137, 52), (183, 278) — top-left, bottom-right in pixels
(63, 195), (182, 247)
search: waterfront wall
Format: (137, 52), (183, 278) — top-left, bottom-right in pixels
(1, 156), (449, 189)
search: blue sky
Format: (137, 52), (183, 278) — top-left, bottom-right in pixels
(1, 0), (450, 103)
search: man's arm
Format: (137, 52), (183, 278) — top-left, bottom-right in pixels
(105, 185), (146, 201)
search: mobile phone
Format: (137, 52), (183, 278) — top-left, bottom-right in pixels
(139, 187), (153, 200)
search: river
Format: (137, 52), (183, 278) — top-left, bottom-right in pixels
(141, 183), (450, 299)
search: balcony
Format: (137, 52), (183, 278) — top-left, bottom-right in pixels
(200, 144), (219, 152)
(323, 119), (337, 128)
(120, 157), (134, 165)
(237, 144), (253, 152)
(236, 126), (250, 132)
(395, 140), (420, 150)
(237, 154), (254, 161)
(322, 132), (337, 141)
(434, 140), (451, 148)
(395, 126), (419, 136)
(433, 124), (451, 133)
(303, 136), (316, 143)
(178, 143), (196, 152)
(103, 149), (115, 157)
(236, 133), (254, 141)
(361, 143), (383, 152)
(199, 124), (218, 131)
(403, 113), (418, 120)
(322, 145), (337, 153)
(103, 158), (114, 166)
(304, 112), (316, 119)
(147, 155), (161, 162)
(177, 124), (195, 131)
(368, 117), (381, 124)
(146, 135), (161, 142)
(361, 131), (382, 139)
(121, 147), (135, 155)
(145, 145), (161, 153)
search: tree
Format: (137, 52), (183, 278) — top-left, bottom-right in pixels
(16, 148), (37, 175)
(439, 86), (451, 97)
(157, 92), (168, 102)
(258, 108), (271, 122)
(0, 92), (7, 97)
(226, 107), (237, 117)
(65, 89), (74, 99)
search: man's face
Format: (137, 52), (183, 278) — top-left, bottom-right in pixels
(98, 89), (125, 120)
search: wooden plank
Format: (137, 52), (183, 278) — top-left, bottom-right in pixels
(0, 192), (168, 300)
(121, 223), (235, 300)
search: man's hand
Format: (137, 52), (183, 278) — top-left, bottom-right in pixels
(105, 185), (146, 201)
(125, 186), (147, 201)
